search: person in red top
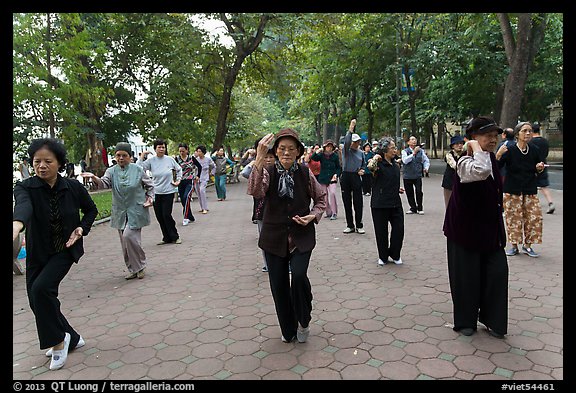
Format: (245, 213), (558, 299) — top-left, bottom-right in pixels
(304, 144), (321, 180)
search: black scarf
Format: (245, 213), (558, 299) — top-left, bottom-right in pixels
(275, 160), (298, 199)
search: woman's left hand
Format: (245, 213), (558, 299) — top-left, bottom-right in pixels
(66, 227), (83, 248)
(292, 214), (315, 226)
(143, 196), (153, 208)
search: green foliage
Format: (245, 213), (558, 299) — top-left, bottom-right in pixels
(86, 189), (112, 221)
(13, 12), (563, 164)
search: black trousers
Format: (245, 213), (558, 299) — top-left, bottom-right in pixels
(446, 240), (508, 334)
(403, 177), (423, 212)
(153, 193), (179, 243)
(361, 173), (372, 194)
(264, 249), (313, 340)
(340, 172), (363, 229)
(371, 206), (404, 261)
(26, 250), (81, 350)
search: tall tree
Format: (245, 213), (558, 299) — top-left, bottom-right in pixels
(212, 13), (270, 151)
(497, 13), (547, 128)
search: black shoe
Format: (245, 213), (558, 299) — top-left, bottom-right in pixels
(460, 328), (475, 336)
(487, 329), (505, 339)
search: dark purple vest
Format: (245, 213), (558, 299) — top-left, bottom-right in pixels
(443, 152), (506, 252)
(259, 164), (315, 257)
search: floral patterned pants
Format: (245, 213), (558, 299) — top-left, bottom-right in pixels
(503, 193), (543, 245)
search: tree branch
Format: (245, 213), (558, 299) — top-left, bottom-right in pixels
(497, 13), (515, 65)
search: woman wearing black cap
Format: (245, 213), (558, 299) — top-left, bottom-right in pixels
(441, 135), (465, 208)
(443, 116), (508, 339)
(82, 142), (155, 280)
(247, 129), (326, 344)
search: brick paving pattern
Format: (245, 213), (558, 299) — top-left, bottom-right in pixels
(13, 170), (563, 380)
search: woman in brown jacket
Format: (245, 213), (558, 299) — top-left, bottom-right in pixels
(247, 129), (326, 344)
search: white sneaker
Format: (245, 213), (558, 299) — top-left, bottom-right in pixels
(46, 335), (84, 357)
(49, 332), (71, 370)
(343, 227), (355, 233)
(182, 219), (190, 226)
(356, 228), (365, 234)
(417, 211), (424, 215)
(392, 258), (403, 265)
(377, 258), (386, 266)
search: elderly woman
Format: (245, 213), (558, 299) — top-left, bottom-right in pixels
(82, 142), (155, 280)
(310, 139), (341, 220)
(443, 116), (508, 339)
(496, 122), (546, 258)
(13, 138), (98, 370)
(247, 129), (326, 344)
(367, 137), (405, 266)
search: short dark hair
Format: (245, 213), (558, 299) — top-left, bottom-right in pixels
(178, 143), (189, 151)
(504, 128), (515, 140)
(196, 145), (207, 154)
(532, 123), (541, 134)
(28, 138), (67, 172)
(153, 138), (168, 153)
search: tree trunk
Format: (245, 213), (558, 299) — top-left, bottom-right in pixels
(364, 83), (374, 142)
(314, 113), (322, 144)
(213, 14), (269, 152)
(86, 132), (106, 177)
(498, 13), (547, 128)
(322, 109), (329, 143)
(213, 61), (241, 151)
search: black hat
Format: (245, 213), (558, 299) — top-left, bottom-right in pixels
(465, 116), (503, 139)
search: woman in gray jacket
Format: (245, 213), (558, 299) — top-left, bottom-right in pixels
(82, 142), (155, 279)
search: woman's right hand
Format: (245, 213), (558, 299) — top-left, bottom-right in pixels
(496, 143), (508, 159)
(80, 172), (95, 179)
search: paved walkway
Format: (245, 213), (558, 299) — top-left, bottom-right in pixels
(13, 173), (563, 381)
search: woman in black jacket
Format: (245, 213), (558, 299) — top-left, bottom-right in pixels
(367, 137), (405, 266)
(13, 138), (98, 370)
